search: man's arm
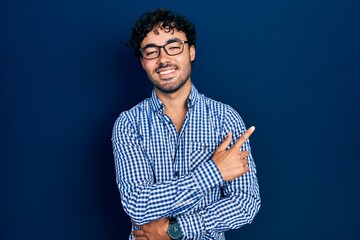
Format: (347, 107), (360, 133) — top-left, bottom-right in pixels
(131, 132), (259, 239)
(133, 108), (260, 240)
(177, 108), (261, 239)
(177, 150), (260, 239)
(112, 113), (224, 226)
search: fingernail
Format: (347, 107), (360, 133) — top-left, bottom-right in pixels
(250, 126), (255, 131)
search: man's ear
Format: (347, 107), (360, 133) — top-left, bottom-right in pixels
(190, 45), (196, 62)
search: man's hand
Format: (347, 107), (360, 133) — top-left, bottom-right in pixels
(132, 218), (171, 240)
(212, 126), (255, 181)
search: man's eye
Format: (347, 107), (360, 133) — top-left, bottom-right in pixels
(145, 50), (158, 57)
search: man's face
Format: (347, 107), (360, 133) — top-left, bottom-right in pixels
(140, 27), (195, 94)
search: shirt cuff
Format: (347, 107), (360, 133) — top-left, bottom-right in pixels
(177, 212), (204, 240)
(191, 159), (224, 194)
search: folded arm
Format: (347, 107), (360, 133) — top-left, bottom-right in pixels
(112, 114), (224, 226)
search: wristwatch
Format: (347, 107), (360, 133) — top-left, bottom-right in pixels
(167, 218), (183, 240)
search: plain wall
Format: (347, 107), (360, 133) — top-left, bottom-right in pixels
(2, 0), (360, 239)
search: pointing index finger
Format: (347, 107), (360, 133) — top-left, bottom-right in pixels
(233, 126), (255, 150)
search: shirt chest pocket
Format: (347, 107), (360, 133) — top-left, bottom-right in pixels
(190, 141), (218, 170)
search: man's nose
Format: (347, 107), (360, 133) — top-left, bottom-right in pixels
(157, 47), (170, 63)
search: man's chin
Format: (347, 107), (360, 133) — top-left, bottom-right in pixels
(155, 85), (180, 94)
(152, 76), (190, 94)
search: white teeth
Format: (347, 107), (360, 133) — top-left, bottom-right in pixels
(159, 69), (175, 75)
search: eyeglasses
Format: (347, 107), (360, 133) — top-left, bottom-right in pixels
(139, 40), (189, 60)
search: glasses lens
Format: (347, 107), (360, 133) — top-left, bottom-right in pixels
(164, 42), (183, 55)
(142, 47), (160, 59)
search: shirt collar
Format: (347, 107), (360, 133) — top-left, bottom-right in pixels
(150, 84), (199, 113)
(150, 90), (165, 112)
(187, 84), (199, 109)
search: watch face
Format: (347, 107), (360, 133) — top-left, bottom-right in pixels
(168, 221), (182, 239)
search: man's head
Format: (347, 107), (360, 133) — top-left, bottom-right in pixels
(129, 8), (197, 94)
(128, 8), (196, 58)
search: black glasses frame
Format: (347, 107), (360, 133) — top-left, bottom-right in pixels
(139, 40), (189, 60)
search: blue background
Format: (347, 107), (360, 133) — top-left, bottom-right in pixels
(1, 0), (360, 239)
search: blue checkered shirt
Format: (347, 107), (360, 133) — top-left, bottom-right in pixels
(112, 85), (260, 240)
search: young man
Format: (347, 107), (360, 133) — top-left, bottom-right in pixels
(112, 8), (260, 240)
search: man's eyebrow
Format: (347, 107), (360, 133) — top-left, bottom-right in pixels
(142, 43), (157, 49)
(142, 38), (182, 49)
(166, 38), (182, 44)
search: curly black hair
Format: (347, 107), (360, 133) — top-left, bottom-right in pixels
(128, 8), (196, 58)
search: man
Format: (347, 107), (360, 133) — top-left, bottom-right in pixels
(112, 8), (260, 240)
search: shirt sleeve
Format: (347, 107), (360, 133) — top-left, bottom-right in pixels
(112, 113), (225, 226)
(176, 107), (261, 239)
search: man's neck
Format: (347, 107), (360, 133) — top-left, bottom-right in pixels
(155, 80), (192, 132)
(155, 80), (191, 112)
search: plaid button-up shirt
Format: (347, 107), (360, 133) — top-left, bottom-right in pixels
(112, 85), (260, 239)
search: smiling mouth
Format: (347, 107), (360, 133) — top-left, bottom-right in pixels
(158, 69), (176, 75)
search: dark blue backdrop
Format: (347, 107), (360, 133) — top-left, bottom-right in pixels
(2, 0), (360, 239)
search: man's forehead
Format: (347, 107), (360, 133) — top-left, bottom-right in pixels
(141, 27), (186, 46)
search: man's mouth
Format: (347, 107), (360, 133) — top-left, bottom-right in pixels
(158, 69), (176, 75)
